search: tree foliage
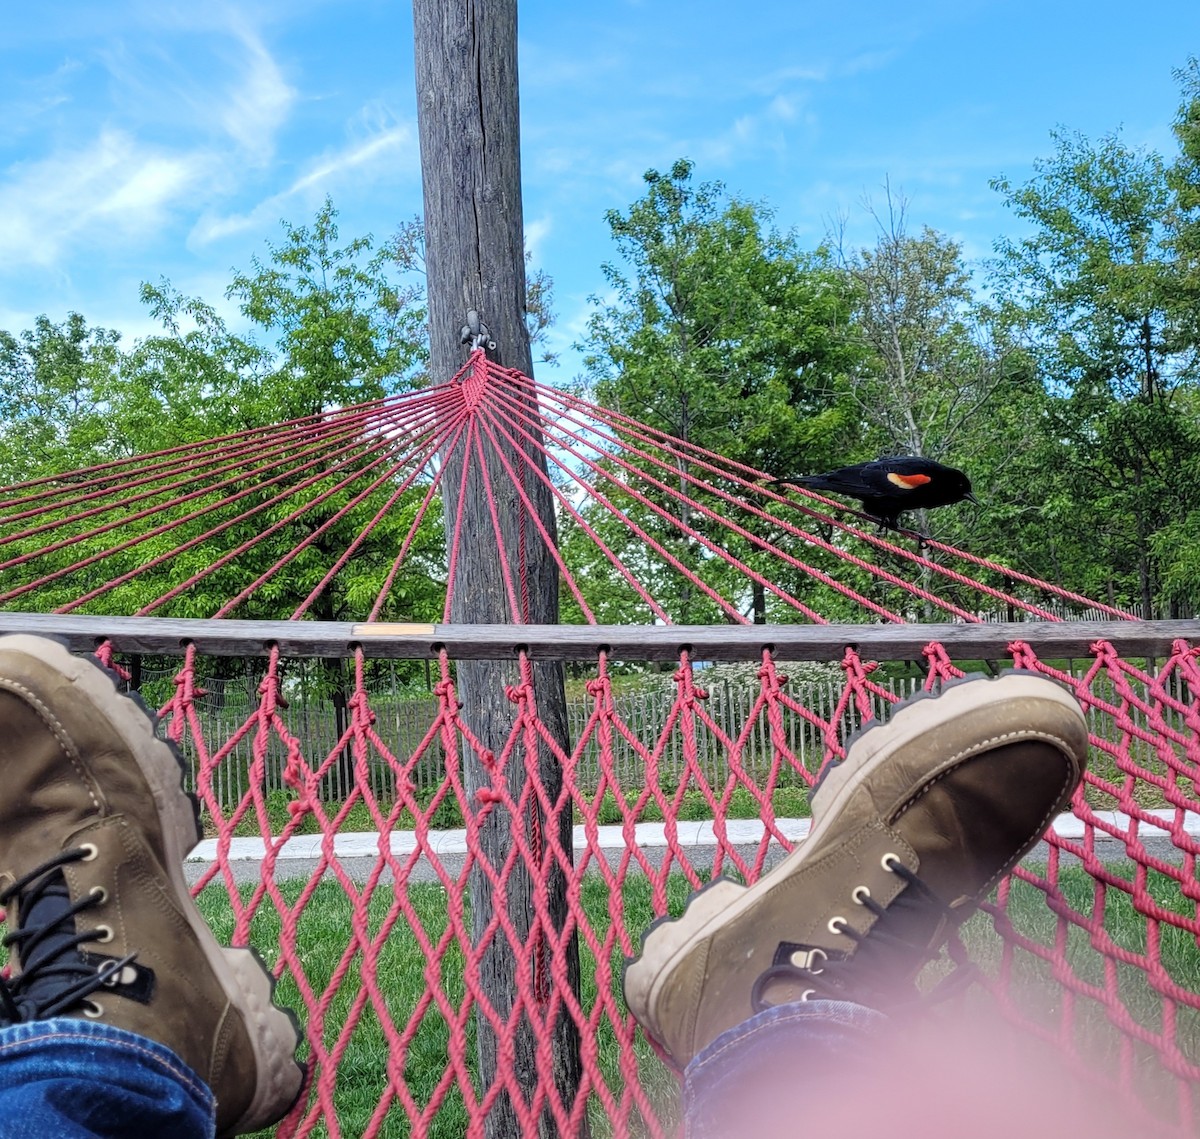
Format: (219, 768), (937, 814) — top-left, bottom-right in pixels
(225, 198), (427, 421)
(569, 91), (1200, 623)
(581, 159), (859, 475)
(991, 128), (1200, 614)
(573, 159), (862, 622)
(0, 315), (123, 482)
(838, 193), (1005, 462)
(0, 202), (444, 636)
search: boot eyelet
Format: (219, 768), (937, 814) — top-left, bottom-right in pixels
(789, 947), (827, 974)
(94, 925), (114, 944)
(852, 886), (871, 904)
(827, 916), (847, 934)
(79, 844), (99, 862)
(799, 988), (817, 1002)
(881, 853), (901, 872)
(89, 886), (108, 904)
(82, 1000), (103, 1019)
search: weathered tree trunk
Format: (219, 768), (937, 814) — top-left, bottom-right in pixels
(751, 580), (766, 624)
(330, 681), (351, 798)
(412, 3), (585, 1136)
(312, 595), (354, 797)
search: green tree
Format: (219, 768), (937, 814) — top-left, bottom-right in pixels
(0, 202), (444, 632)
(1167, 57), (1200, 360)
(1151, 58), (1200, 614)
(582, 159), (857, 474)
(115, 286), (275, 445)
(838, 193), (1005, 464)
(0, 314), (123, 481)
(991, 128), (1200, 615)
(226, 197), (427, 421)
(575, 159), (861, 623)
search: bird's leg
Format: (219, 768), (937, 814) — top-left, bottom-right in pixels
(896, 525), (930, 547)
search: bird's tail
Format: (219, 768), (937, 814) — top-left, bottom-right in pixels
(768, 475), (832, 492)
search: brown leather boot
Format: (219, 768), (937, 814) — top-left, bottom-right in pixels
(0, 635), (304, 1136)
(623, 672), (1088, 1066)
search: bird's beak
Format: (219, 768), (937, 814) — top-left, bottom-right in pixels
(966, 492), (980, 505)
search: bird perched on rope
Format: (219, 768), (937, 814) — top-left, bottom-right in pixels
(770, 456), (978, 531)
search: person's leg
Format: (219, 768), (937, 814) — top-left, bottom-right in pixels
(623, 673), (1089, 1135)
(0, 1019), (213, 1138)
(680, 999), (886, 1139)
(679, 994), (1152, 1139)
(0, 635), (304, 1138)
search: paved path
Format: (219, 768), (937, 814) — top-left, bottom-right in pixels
(184, 809), (1198, 885)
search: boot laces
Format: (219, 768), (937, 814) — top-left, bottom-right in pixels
(750, 853), (977, 1012)
(0, 848), (135, 1023)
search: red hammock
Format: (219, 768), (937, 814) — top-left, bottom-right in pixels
(1, 351), (1197, 1136)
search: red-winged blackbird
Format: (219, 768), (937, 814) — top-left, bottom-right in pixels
(771, 456), (978, 530)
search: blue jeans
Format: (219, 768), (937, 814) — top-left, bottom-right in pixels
(0, 1018), (213, 1138)
(680, 997), (1157, 1139)
(683, 1000), (886, 1139)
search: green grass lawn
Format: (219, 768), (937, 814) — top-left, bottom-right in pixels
(197, 860), (1200, 1138)
(211, 783), (816, 839)
(961, 861), (1200, 1125)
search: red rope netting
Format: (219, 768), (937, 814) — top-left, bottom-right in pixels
(0, 349), (1133, 623)
(1, 351), (1198, 1135)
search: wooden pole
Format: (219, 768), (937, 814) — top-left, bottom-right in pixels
(411, 3), (585, 1136)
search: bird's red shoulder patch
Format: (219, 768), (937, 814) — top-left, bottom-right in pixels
(886, 472), (933, 489)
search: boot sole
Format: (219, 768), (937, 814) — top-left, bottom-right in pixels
(622, 671), (1085, 1051)
(0, 635), (305, 1133)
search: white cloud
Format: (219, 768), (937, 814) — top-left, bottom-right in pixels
(287, 125), (410, 195)
(748, 49), (899, 98)
(525, 215), (552, 261)
(0, 93), (71, 146)
(190, 120), (414, 245)
(517, 43), (625, 91)
(692, 91), (814, 167)
(0, 12), (304, 273)
(769, 95), (799, 122)
(93, 11), (295, 159)
(101, 153), (198, 214)
(0, 128), (211, 269)
(840, 49), (901, 78)
(217, 21), (296, 157)
(0, 303), (39, 332)
(750, 64), (830, 94)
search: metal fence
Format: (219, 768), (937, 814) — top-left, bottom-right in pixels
(141, 663), (924, 807)
(133, 658), (1195, 813)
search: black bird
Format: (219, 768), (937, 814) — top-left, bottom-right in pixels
(771, 456), (978, 530)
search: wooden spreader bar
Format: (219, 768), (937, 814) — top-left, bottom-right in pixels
(0, 613), (1193, 661)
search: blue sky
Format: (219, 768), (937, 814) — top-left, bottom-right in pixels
(3, 0), (1198, 380)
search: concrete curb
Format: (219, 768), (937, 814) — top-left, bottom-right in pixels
(185, 809), (1198, 885)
